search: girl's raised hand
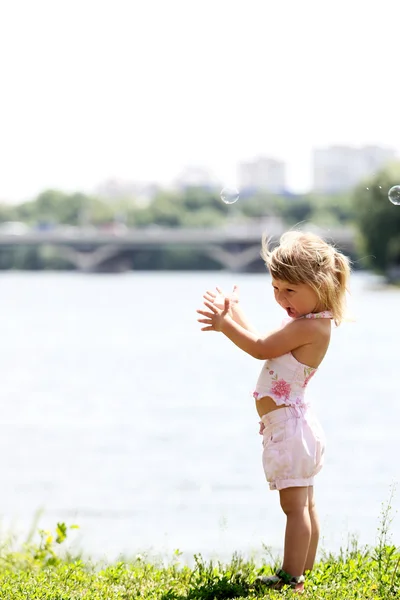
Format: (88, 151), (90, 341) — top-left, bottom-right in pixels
(203, 285), (239, 312)
(197, 298), (231, 332)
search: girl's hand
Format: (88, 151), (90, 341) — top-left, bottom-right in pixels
(197, 298), (231, 332)
(203, 285), (239, 313)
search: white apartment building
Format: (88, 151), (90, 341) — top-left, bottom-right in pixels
(174, 166), (219, 189)
(95, 179), (159, 205)
(237, 156), (286, 193)
(313, 145), (396, 193)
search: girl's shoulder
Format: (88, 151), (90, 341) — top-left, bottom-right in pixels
(284, 313), (332, 348)
(292, 311), (333, 336)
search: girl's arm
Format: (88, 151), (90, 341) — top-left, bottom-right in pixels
(197, 299), (314, 360)
(230, 304), (259, 334)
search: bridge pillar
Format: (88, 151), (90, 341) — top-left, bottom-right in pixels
(57, 245), (125, 272)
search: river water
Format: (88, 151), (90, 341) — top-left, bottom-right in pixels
(0, 270), (398, 564)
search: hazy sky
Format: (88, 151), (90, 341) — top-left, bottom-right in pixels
(0, 0), (398, 202)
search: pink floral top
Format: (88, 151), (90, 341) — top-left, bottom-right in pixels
(252, 311), (333, 410)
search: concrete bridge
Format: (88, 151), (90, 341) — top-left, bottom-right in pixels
(0, 219), (357, 272)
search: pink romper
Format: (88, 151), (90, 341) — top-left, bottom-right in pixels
(253, 311), (331, 491)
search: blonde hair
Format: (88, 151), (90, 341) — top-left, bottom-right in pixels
(261, 231), (351, 326)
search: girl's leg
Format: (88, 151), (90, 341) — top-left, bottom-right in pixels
(279, 486), (311, 578)
(304, 486), (320, 573)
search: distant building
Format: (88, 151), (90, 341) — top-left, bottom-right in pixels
(95, 179), (159, 205)
(237, 156), (286, 194)
(312, 145), (396, 193)
(174, 166), (219, 190)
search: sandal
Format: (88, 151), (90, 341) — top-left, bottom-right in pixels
(255, 568), (305, 593)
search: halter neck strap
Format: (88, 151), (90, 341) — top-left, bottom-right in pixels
(302, 311), (333, 320)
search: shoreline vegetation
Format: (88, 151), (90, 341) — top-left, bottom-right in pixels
(1, 530), (398, 599)
(0, 162), (399, 274)
(1, 495), (398, 599)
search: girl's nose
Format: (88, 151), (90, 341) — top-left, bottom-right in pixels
(277, 291), (286, 302)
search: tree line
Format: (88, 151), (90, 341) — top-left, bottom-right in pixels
(0, 163), (399, 274)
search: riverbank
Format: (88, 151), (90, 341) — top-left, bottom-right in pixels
(0, 522), (398, 599)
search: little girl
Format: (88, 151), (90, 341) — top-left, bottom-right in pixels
(197, 231), (351, 594)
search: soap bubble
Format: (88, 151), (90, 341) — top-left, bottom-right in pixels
(220, 186), (239, 204)
(388, 185), (400, 206)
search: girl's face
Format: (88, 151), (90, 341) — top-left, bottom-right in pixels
(271, 278), (323, 319)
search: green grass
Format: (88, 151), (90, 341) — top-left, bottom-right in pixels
(0, 537), (399, 599)
(0, 526), (398, 599)
(0, 490), (398, 599)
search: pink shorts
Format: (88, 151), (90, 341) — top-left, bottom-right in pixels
(260, 406), (325, 491)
